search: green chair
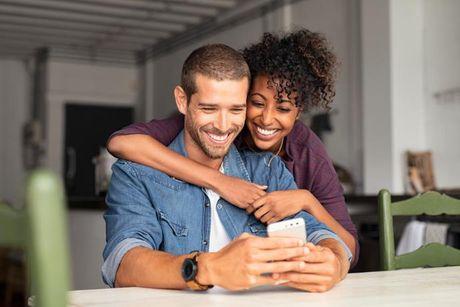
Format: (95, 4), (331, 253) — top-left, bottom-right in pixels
(0, 169), (70, 307)
(379, 189), (460, 271)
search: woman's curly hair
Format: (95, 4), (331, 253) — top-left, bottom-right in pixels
(242, 29), (338, 112)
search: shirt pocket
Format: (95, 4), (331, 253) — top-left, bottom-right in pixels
(158, 210), (188, 237)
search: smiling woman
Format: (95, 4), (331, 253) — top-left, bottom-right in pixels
(106, 29), (359, 267)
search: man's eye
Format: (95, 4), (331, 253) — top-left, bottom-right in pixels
(202, 108), (216, 112)
(231, 108), (245, 113)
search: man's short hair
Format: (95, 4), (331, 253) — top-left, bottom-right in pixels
(181, 43), (250, 100)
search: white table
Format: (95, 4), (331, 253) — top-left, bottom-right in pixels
(69, 266), (460, 307)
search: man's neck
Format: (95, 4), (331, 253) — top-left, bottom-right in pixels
(183, 131), (223, 170)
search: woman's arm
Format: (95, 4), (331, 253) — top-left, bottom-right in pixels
(107, 134), (266, 209)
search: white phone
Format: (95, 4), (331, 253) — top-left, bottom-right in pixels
(267, 218), (307, 244)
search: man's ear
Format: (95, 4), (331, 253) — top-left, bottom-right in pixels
(174, 85), (188, 115)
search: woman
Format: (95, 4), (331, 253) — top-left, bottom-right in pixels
(107, 30), (358, 266)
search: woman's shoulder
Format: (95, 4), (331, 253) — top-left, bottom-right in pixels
(287, 121), (330, 161)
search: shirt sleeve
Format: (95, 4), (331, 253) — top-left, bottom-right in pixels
(107, 114), (184, 146)
(266, 155), (352, 263)
(102, 160), (163, 287)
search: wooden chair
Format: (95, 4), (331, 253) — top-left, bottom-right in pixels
(0, 169), (70, 307)
(379, 189), (460, 270)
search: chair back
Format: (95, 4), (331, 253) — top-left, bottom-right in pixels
(379, 189), (460, 270)
(0, 169), (70, 307)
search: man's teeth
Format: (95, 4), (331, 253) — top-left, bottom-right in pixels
(257, 126), (278, 136)
(208, 133), (229, 141)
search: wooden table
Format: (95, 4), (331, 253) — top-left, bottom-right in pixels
(69, 266), (460, 307)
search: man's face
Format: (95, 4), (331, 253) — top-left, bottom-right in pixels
(182, 74), (248, 160)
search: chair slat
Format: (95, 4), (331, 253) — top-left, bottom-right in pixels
(395, 243), (460, 269)
(392, 191), (460, 216)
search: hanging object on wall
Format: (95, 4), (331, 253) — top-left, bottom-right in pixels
(406, 151), (437, 194)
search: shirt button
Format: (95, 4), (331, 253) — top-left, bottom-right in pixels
(203, 240), (208, 245)
(217, 204), (222, 209)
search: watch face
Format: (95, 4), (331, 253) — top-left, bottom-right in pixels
(181, 258), (197, 282)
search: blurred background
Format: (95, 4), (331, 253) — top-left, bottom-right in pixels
(0, 0), (459, 298)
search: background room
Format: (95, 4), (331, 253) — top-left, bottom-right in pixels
(1, 0), (459, 296)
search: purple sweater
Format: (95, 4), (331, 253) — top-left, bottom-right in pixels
(111, 115), (359, 267)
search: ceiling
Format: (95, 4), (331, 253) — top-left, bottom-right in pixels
(0, 0), (269, 65)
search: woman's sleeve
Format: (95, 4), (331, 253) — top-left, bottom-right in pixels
(309, 156), (360, 268)
(108, 114), (184, 146)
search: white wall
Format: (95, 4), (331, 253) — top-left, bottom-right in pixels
(423, 0), (460, 189)
(0, 59), (29, 206)
(45, 60), (137, 289)
(149, 0), (363, 188)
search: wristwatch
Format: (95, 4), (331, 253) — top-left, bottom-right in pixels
(181, 251), (213, 291)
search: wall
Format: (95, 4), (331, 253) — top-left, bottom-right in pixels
(149, 0), (363, 188)
(423, 0), (460, 189)
(46, 60), (137, 289)
(0, 59), (30, 206)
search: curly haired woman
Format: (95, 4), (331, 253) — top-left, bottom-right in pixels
(107, 30), (359, 269)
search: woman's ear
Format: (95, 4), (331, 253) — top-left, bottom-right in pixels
(296, 107), (303, 120)
(174, 86), (188, 115)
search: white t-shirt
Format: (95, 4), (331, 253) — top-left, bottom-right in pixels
(204, 188), (232, 253)
(204, 166), (231, 253)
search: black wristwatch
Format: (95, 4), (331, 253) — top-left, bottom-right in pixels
(181, 251), (213, 291)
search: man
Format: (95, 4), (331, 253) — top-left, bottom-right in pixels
(102, 44), (351, 292)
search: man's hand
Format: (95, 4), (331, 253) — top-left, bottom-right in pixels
(213, 175), (267, 209)
(196, 233), (309, 291)
(273, 240), (350, 292)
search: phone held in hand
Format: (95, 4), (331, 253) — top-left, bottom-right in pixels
(267, 218), (307, 244)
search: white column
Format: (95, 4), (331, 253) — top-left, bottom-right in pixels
(361, 0), (425, 194)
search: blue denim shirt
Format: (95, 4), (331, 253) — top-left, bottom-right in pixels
(102, 131), (351, 287)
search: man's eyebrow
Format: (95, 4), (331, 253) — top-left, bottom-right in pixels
(197, 102), (246, 108)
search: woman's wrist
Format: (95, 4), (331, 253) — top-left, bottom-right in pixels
(202, 168), (226, 191)
(301, 189), (319, 213)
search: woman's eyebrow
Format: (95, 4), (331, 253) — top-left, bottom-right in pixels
(248, 93), (266, 100)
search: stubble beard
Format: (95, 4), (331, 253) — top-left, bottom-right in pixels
(185, 112), (240, 159)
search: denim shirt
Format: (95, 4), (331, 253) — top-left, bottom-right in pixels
(102, 131), (351, 287)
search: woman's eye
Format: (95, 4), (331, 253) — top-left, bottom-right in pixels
(250, 100), (264, 107)
(278, 108), (291, 113)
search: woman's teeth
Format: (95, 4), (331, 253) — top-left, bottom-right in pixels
(256, 126), (278, 136)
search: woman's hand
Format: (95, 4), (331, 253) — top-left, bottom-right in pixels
(246, 190), (314, 224)
(213, 174), (267, 209)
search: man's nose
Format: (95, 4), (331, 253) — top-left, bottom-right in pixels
(215, 111), (230, 132)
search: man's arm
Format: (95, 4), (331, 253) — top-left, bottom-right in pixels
(103, 160), (311, 290)
(116, 234), (312, 291)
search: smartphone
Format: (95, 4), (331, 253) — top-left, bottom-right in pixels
(267, 218), (307, 244)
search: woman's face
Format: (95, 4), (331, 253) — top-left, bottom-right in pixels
(245, 75), (301, 153)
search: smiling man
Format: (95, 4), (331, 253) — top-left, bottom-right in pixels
(102, 44), (351, 292)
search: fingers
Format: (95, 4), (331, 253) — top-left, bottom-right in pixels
(248, 236), (304, 249)
(276, 272), (331, 284)
(248, 260), (306, 275)
(250, 195), (267, 211)
(259, 211), (275, 223)
(254, 184), (268, 191)
(251, 246), (309, 262)
(254, 205), (271, 219)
